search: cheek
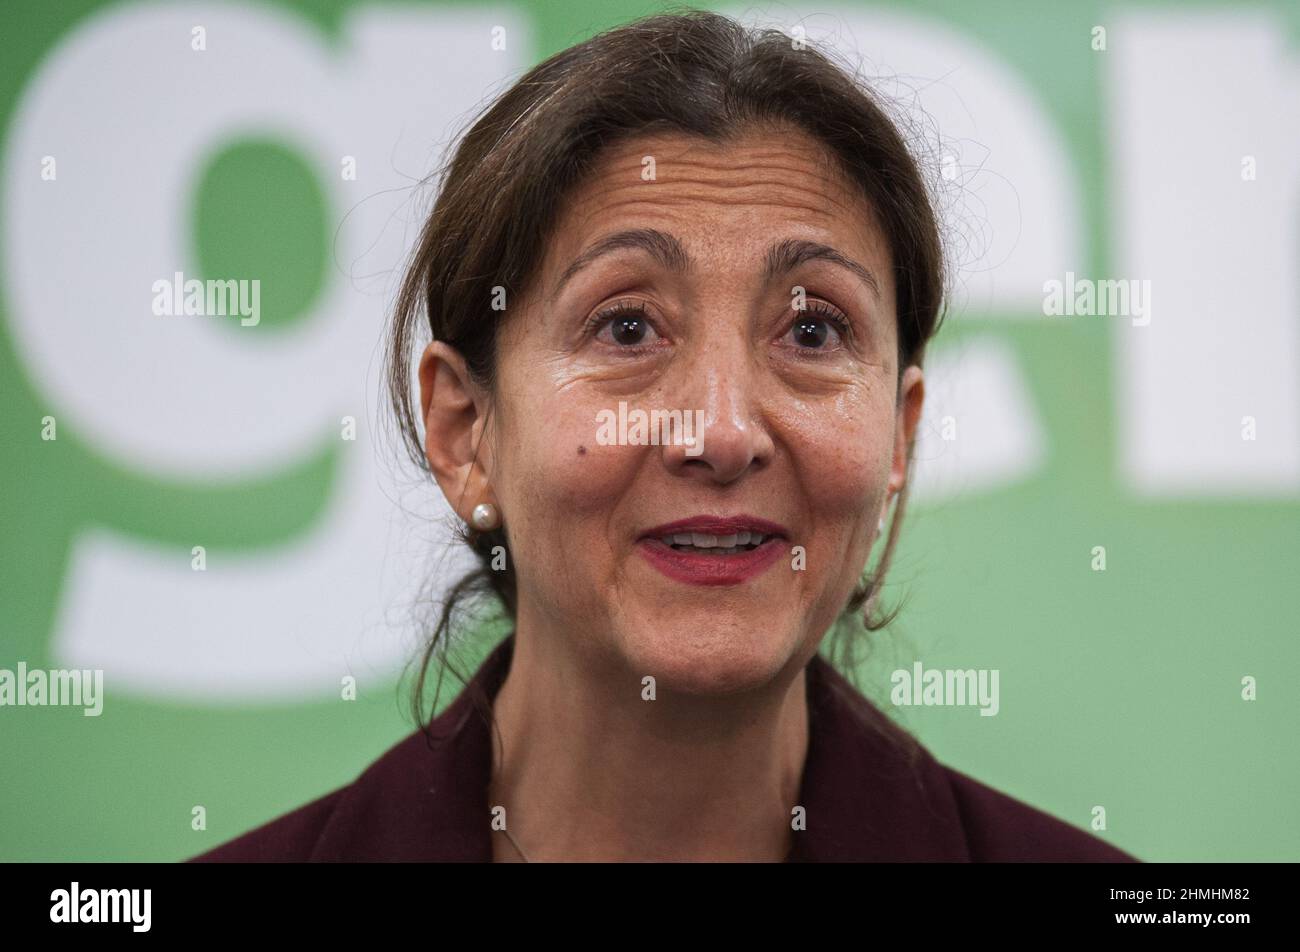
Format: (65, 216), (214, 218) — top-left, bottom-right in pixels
(495, 387), (640, 554)
(779, 385), (895, 524)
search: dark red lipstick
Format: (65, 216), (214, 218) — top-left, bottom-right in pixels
(637, 515), (789, 587)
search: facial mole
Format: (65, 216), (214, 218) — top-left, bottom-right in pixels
(577, 445), (587, 455)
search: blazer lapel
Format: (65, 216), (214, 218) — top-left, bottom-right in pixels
(787, 653), (971, 861)
(309, 638), (513, 861)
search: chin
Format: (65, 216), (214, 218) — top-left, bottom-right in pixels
(615, 621), (799, 697)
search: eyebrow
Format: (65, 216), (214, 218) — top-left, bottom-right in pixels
(551, 228), (689, 302)
(765, 237), (881, 300)
(549, 228), (881, 302)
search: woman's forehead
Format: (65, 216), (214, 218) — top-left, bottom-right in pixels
(570, 128), (865, 221)
(544, 128), (889, 284)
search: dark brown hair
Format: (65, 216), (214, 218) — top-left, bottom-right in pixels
(386, 8), (947, 756)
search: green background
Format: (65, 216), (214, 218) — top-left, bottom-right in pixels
(2, 0), (1297, 862)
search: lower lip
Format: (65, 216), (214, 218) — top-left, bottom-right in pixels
(637, 537), (786, 587)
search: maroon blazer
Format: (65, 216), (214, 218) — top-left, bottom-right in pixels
(189, 635), (1138, 862)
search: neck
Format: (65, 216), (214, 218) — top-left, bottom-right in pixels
(486, 619), (810, 862)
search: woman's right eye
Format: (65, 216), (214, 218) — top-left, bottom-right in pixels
(586, 302), (664, 350)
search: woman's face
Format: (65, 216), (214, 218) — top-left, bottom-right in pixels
(429, 124), (924, 693)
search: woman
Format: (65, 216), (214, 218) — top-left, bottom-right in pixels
(191, 9), (1136, 863)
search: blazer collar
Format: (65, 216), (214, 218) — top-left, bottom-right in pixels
(311, 634), (970, 861)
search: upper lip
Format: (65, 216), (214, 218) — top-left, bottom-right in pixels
(640, 515), (789, 540)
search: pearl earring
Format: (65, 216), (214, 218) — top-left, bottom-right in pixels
(471, 503), (500, 531)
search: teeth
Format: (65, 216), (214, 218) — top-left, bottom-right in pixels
(658, 530), (770, 550)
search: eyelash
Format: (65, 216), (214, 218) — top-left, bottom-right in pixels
(582, 299), (854, 354)
(794, 300), (854, 349)
(581, 300), (666, 356)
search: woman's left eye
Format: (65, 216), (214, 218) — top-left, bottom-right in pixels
(783, 301), (851, 351)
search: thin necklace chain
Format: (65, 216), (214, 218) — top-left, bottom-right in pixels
(501, 825), (531, 862)
(497, 825), (796, 861)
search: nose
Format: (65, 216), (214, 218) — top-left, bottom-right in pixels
(660, 343), (775, 484)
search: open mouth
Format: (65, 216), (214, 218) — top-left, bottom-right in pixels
(637, 516), (789, 586)
(656, 531), (772, 555)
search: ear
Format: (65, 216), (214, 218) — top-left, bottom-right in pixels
(884, 364), (925, 517)
(417, 340), (497, 521)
